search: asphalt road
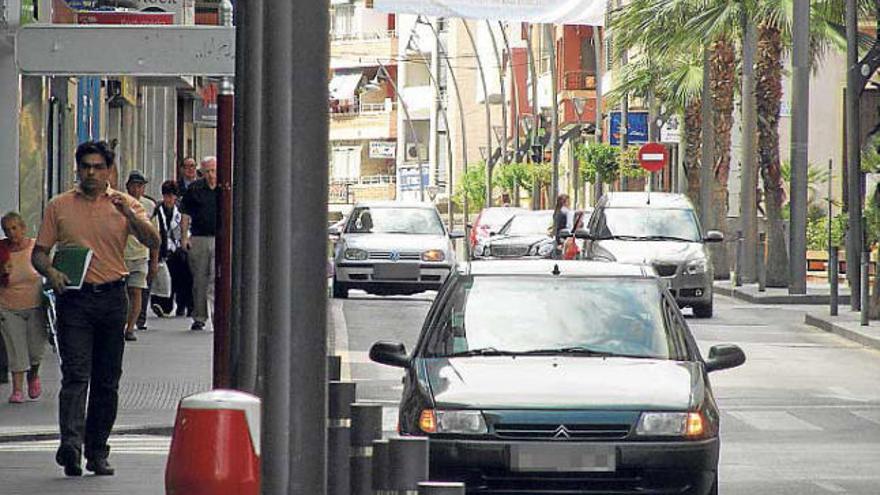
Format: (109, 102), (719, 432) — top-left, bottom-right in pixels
(336, 291), (880, 495)
(1, 291), (878, 494)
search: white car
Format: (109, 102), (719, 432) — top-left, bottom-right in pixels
(330, 201), (462, 298)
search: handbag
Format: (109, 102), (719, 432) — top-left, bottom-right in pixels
(151, 261), (173, 298)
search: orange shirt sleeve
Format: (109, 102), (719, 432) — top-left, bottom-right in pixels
(127, 196), (148, 235)
(35, 201), (58, 249)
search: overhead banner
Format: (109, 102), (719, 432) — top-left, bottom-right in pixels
(372, 0), (606, 26)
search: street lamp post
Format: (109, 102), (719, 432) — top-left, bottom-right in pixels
(461, 19), (495, 208)
(572, 97), (586, 208)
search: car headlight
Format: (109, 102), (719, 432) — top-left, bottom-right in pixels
(344, 248), (368, 261)
(636, 412), (706, 438)
(537, 242), (555, 257)
(686, 259), (708, 275)
(422, 249), (446, 262)
(419, 409), (488, 434)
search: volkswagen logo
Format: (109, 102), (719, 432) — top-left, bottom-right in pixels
(389, 250), (401, 262)
(552, 425), (571, 440)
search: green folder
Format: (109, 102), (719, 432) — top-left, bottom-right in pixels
(52, 246), (93, 290)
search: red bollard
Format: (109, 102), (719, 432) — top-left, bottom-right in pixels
(165, 390), (261, 495)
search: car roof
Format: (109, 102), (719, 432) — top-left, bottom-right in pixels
(353, 201), (438, 209)
(514, 209), (552, 216)
(462, 260), (654, 278)
(600, 192), (694, 209)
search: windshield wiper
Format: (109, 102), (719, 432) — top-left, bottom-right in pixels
(640, 235), (694, 242)
(521, 346), (654, 359)
(446, 347), (523, 357)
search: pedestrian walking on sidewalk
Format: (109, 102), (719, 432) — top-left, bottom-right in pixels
(151, 180), (186, 316)
(0, 242), (9, 385)
(123, 171), (158, 341)
(0, 212), (47, 404)
(180, 157), (218, 332)
(177, 156), (200, 196)
(31, 140), (160, 478)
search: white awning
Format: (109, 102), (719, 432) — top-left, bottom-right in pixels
(373, 0), (607, 26)
(329, 73), (363, 102)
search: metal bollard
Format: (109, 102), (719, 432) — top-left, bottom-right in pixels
(830, 247), (839, 316)
(372, 439), (391, 495)
(351, 404), (384, 495)
(329, 381), (357, 495)
(388, 437), (430, 494)
(734, 231), (744, 287)
(418, 482), (466, 494)
(328, 355), (342, 382)
(861, 252), (870, 326)
(757, 233), (767, 292)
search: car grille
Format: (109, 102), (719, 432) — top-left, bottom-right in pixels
(653, 263), (679, 277)
(494, 423), (631, 441)
(368, 251), (421, 261)
(438, 468), (697, 494)
(490, 244), (531, 258)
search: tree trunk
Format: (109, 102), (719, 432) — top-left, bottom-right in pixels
(756, 23), (789, 287)
(709, 38), (736, 278)
(684, 99), (702, 210)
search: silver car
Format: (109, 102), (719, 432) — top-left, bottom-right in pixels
(583, 192), (723, 318)
(331, 201), (461, 298)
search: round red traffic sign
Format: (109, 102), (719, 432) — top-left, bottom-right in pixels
(638, 142), (668, 173)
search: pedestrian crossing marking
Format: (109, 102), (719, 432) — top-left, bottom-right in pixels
(728, 411), (823, 431)
(0, 435), (170, 455)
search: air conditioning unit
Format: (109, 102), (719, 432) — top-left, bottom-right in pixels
(405, 143), (428, 162)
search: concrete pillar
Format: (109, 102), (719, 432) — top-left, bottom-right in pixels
(0, 47), (21, 214)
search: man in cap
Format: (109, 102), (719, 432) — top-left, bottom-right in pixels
(123, 171), (158, 341)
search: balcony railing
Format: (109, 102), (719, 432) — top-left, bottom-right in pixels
(330, 29), (398, 42)
(563, 70), (597, 91)
(330, 175), (396, 186)
(330, 101), (396, 117)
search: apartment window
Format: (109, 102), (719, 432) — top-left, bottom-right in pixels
(331, 145), (362, 180)
(581, 36), (597, 75)
(330, 4), (355, 39)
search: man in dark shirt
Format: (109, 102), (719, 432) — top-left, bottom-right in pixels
(180, 157), (218, 331)
(177, 157), (199, 196)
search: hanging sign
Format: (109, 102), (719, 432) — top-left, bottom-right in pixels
(372, 0), (607, 26)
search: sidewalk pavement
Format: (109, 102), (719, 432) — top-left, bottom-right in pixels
(0, 313), (212, 442)
(715, 280), (851, 305)
(804, 309), (880, 352)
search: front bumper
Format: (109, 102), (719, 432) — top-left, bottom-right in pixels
(335, 261), (451, 287)
(428, 437), (719, 494)
(663, 271), (712, 307)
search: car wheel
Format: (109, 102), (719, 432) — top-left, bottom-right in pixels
(693, 301), (713, 318)
(332, 277), (348, 299)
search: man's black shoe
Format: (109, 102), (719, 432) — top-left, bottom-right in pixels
(85, 458), (115, 476)
(191, 321), (205, 331)
(56, 446), (82, 477)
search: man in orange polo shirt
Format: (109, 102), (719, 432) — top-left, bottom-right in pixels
(32, 140), (160, 477)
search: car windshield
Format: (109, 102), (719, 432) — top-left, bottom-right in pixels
(500, 213), (552, 236)
(347, 207), (445, 235)
(479, 208), (523, 229)
(424, 277), (675, 359)
(599, 208), (701, 242)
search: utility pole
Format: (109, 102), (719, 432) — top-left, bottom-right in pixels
(592, 26), (603, 206)
(258, 0), (328, 493)
(789, 0), (810, 294)
(213, 0), (234, 389)
(739, 15), (758, 284)
(547, 23), (560, 204)
(525, 25), (540, 209)
(846, 0), (862, 310)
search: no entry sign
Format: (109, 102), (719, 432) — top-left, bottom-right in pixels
(638, 142), (668, 172)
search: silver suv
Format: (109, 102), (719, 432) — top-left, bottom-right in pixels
(583, 192), (723, 317)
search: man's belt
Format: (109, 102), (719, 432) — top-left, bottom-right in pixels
(79, 279), (127, 293)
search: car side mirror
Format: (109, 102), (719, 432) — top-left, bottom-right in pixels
(558, 229), (573, 239)
(488, 231), (498, 237)
(449, 231), (465, 240)
(369, 341), (409, 368)
(705, 344), (745, 372)
(703, 230), (724, 243)
(328, 226), (341, 236)
(574, 228), (591, 240)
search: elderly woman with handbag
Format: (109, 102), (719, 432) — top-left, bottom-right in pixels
(0, 212), (48, 403)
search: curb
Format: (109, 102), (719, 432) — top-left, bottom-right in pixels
(715, 284), (851, 305)
(0, 424), (174, 444)
(804, 314), (880, 351)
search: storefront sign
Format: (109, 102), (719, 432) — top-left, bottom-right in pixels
(369, 141), (396, 159)
(193, 82), (218, 126)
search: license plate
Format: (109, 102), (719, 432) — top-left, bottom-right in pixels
(373, 264), (420, 280)
(509, 444), (616, 472)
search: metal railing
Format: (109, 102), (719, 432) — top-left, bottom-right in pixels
(562, 70), (597, 91)
(330, 29), (398, 42)
(330, 101), (396, 117)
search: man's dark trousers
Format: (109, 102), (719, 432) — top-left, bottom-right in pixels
(55, 285), (127, 462)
